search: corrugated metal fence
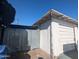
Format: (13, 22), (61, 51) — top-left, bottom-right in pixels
(3, 28), (28, 53)
(2, 28), (40, 53)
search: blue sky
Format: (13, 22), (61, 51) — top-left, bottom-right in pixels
(8, 0), (78, 26)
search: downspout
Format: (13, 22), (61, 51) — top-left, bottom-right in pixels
(38, 25), (40, 50)
(50, 10), (54, 59)
(36, 25), (40, 49)
(73, 26), (78, 51)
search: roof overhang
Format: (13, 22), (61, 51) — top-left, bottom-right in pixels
(33, 9), (78, 26)
(7, 24), (38, 29)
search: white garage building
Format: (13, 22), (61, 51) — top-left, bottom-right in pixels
(32, 9), (78, 59)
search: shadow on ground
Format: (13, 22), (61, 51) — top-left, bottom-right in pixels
(58, 43), (78, 59)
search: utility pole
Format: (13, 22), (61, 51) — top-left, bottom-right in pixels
(16, 18), (19, 25)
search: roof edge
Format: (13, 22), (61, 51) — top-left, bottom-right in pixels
(33, 9), (77, 26)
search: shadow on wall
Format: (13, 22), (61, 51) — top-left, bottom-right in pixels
(39, 20), (51, 30)
(58, 43), (78, 59)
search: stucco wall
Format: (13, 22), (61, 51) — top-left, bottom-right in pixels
(39, 20), (51, 54)
(27, 29), (40, 50)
